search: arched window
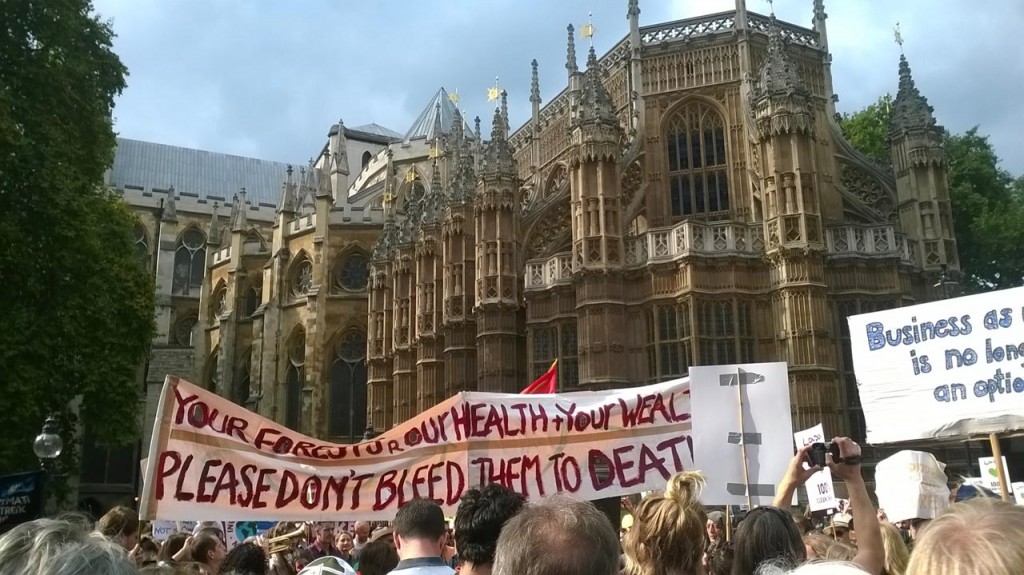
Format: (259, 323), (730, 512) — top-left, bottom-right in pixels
(134, 223), (150, 271)
(290, 257), (314, 299)
(210, 282), (228, 319)
(328, 330), (368, 441)
(173, 312), (198, 346)
(285, 329), (305, 430)
(361, 151), (372, 170)
(235, 349), (251, 406)
(206, 346), (220, 392)
(244, 231), (266, 252)
(172, 228), (207, 296)
(666, 102), (729, 218)
(335, 252), (370, 292)
(242, 274), (263, 317)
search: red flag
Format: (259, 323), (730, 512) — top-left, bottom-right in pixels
(521, 360), (558, 394)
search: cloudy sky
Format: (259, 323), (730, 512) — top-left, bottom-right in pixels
(92, 0), (1024, 175)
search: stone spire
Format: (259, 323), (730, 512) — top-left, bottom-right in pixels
(300, 162), (316, 212)
(482, 92), (515, 178)
(231, 188), (248, 232)
(813, 0), (826, 21)
(372, 151), (399, 261)
(575, 47), (618, 126)
(161, 185), (177, 222)
(627, 0), (640, 19)
(753, 14), (806, 99)
(207, 201), (222, 246)
(890, 55), (937, 134)
(474, 116), (481, 141)
(397, 171), (425, 243)
(566, 24), (578, 76)
(227, 191), (239, 229)
(278, 165), (297, 214)
(530, 59), (541, 105)
(448, 108), (476, 203)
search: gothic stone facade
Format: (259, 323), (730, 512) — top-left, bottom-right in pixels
(115, 2), (961, 466)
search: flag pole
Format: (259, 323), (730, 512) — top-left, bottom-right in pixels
(990, 433), (1010, 502)
(736, 376), (753, 510)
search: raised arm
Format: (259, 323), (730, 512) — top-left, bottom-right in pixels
(829, 437), (884, 575)
(773, 443), (821, 510)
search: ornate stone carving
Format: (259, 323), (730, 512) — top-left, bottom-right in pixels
(525, 200), (571, 260)
(839, 162), (896, 222)
(620, 161), (643, 210)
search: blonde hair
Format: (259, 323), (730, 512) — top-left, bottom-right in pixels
(879, 522), (909, 575)
(822, 540), (856, 562)
(907, 497), (1024, 575)
(622, 471), (707, 575)
(802, 533), (831, 561)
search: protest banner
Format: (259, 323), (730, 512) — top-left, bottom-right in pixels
(793, 424), (838, 512)
(690, 362), (793, 507)
(848, 286), (1024, 444)
(0, 471), (44, 534)
(978, 456), (1013, 496)
(140, 375), (694, 521)
(874, 450), (950, 523)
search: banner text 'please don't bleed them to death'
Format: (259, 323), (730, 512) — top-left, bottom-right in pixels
(141, 376), (694, 521)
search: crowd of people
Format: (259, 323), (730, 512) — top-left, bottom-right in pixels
(0, 437), (1021, 575)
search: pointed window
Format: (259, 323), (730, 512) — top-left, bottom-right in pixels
(206, 346), (220, 392)
(667, 103), (730, 219)
(242, 274), (263, 317)
(172, 228), (207, 296)
(361, 151), (372, 170)
(172, 312), (198, 347)
(134, 223), (150, 271)
(285, 330), (305, 431)
(329, 330), (368, 441)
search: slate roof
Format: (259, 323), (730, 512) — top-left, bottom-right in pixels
(350, 123), (403, 140)
(403, 88), (475, 141)
(108, 138), (295, 207)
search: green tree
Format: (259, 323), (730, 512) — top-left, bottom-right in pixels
(839, 98), (1024, 292)
(0, 0), (154, 491)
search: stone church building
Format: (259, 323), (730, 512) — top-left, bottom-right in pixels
(88, 1), (968, 510)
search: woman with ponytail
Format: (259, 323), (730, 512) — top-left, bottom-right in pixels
(622, 471), (708, 575)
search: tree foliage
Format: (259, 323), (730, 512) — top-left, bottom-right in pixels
(839, 96), (1024, 292)
(0, 0), (154, 482)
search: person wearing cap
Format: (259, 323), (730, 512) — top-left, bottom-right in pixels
(824, 512), (854, 544)
(388, 499), (455, 574)
(706, 511), (726, 550)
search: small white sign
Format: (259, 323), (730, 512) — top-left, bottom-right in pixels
(978, 456), (1012, 496)
(875, 450), (950, 523)
(793, 424), (838, 512)
(151, 521), (177, 542)
(848, 287), (1024, 444)
(1012, 482), (1024, 505)
(691, 362), (794, 506)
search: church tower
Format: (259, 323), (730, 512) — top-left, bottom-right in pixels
(570, 47), (629, 388)
(751, 15), (840, 433)
(474, 94), (526, 393)
(367, 151), (398, 431)
(889, 54), (959, 292)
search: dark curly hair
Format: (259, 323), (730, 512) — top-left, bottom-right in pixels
(454, 483), (526, 566)
(219, 542), (268, 575)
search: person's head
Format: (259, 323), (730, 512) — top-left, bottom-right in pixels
(879, 521), (910, 575)
(492, 495), (620, 575)
(293, 548), (315, 573)
(822, 540), (856, 562)
(137, 536), (161, 567)
(785, 562), (865, 575)
(907, 518), (929, 540)
(801, 533), (831, 562)
(623, 471), (707, 575)
(790, 512), (812, 535)
(356, 540), (400, 575)
(731, 506), (805, 575)
(159, 532), (189, 563)
(707, 543), (734, 575)
(907, 497), (1024, 575)
(314, 523), (334, 547)
(393, 498), (448, 559)
(96, 506), (141, 551)
(454, 483), (526, 568)
(707, 511), (725, 543)
(336, 531), (353, 554)
(353, 521), (371, 544)
(191, 527), (227, 570)
(823, 513), (852, 544)
(219, 542), (267, 575)
(0, 516), (136, 575)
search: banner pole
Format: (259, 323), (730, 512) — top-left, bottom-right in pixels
(724, 506), (731, 544)
(989, 433), (1010, 502)
(736, 378), (753, 510)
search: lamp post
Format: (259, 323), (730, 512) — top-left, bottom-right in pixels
(33, 414), (63, 516)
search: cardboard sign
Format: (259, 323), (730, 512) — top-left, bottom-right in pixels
(1012, 482), (1024, 506)
(0, 471), (44, 534)
(874, 450), (950, 523)
(140, 376), (694, 521)
(848, 287), (1024, 443)
(793, 424), (838, 512)
(978, 456), (1012, 496)
(690, 363), (794, 506)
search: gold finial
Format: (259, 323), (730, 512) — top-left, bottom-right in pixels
(449, 88), (460, 109)
(487, 76), (501, 107)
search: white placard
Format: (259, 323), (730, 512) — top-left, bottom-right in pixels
(151, 521), (178, 542)
(793, 424), (838, 512)
(848, 287), (1024, 444)
(874, 450), (950, 523)
(1012, 482), (1024, 505)
(691, 362), (794, 506)
(978, 456), (1012, 496)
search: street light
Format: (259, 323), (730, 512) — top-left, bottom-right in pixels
(33, 414), (63, 466)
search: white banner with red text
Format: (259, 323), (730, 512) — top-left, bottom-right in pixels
(140, 376), (694, 521)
